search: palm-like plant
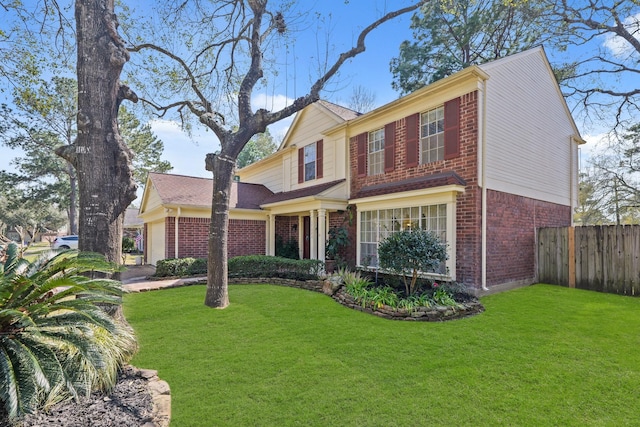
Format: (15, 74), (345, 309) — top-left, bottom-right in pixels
(0, 243), (137, 421)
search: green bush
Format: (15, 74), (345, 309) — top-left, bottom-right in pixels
(275, 236), (300, 259)
(122, 236), (135, 253)
(229, 255), (323, 280)
(378, 229), (448, 296)
(155, 258), (207, 277)
(0, 243), (137, 420)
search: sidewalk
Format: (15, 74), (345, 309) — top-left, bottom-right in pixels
(121, 264), (206, 293)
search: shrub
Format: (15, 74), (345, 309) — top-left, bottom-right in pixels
(0, 243), (137, 420)
(229, 255), (323, 281)
(122, 236), (135, 253)
(378, 229), (448, 296)
(275, 236), (299, 259)
(155, 258), (207, 277)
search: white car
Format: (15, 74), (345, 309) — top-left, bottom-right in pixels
(52, 235), (79, 250)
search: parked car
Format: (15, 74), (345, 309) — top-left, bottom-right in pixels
(51, 235), (79, 250)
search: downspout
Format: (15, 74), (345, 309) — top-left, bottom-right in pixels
(174, 207), (181, 258)
(481, 79), (489, 291)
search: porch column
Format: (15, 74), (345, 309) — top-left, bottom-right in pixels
(318, 208), (326, 262)
(309, 210), (317, 259)
(268, 214), (276, 256)
(298, 215), (304, 259)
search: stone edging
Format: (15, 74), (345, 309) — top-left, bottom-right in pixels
(332, 288), (485, 321)
(129, 366), (171, 427)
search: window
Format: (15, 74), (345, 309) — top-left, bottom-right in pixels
(420, 106), (444, 164)
(360, 204), (447, 270)
(304, 143), (316, 181)
(368, 128), (385, 175)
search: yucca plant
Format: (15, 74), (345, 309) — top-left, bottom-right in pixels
(0, 243), (137, 421)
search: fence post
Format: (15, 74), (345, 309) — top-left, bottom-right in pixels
(568, 226), (575, 288)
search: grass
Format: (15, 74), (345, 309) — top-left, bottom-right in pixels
(124, 284), (640, 426)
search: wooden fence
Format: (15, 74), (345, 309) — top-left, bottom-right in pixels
(538, 225), (640, 296)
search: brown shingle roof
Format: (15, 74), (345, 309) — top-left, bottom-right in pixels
(148, 172), (272, 210)
(317, 100), (361, 120)
(353, 172), (467, 199)
(261, 179), (346, 205)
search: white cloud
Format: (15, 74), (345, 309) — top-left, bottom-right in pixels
(603, 13), (640, 57)
(149, 119), (217, 178)
(251, 93), (294, 112)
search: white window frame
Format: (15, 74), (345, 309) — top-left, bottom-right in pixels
(420, 106), (445, 164)
(367, 128), (385, 176)
(353, 188), (460, 280)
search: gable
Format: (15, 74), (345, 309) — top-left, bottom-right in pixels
(480, 46), (583, 206)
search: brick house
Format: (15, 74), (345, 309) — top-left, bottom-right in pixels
(138, 47), (584, 293)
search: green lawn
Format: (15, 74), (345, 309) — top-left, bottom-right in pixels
(124, 284), (640, 427)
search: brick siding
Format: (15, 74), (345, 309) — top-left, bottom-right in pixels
(162, 216), (265, 260)
(349, 91), (483, 288)
(486, 190), (571, 287)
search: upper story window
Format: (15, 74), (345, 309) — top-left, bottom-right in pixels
(304, 143), (317, 181)
(368, 128), (385, 175)
(420, 106), (444, 164)
(298, 140), (323, 184)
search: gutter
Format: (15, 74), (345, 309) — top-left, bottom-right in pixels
(481, 79), (489, 292)
(174, 207), (181, 258)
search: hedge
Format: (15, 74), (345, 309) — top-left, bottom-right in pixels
(154, 255), (324, 281)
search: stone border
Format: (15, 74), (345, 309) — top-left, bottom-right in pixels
(230, 277), (484, 322)
(332, 288), (484, 321)
(130, 366), (171, 427)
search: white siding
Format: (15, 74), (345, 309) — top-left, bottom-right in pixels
(481, 49), (580, 206)
(148, 220), (165, 266)
(238, 156), (284, 193)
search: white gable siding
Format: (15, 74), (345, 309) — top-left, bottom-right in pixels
(237, 155), (284, 193)
(481, 49), (578, 206)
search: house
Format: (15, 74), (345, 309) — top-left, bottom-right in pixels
(138, 47), (584, 293)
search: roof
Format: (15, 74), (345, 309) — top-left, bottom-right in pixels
(353, 172), (467, 200)
(261, 179), (346, 205)
(316, 100), (361, 120)
(148, 172), (273, 210)
(124, 207), (143, 228)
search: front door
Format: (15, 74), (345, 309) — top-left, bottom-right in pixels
(303, 216), (310, 259)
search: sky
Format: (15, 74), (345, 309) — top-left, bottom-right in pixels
(0, 1), (638, 184)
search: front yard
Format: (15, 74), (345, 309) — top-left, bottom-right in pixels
(124, 284), (640, 426)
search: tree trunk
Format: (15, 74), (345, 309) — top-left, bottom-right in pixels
(67, 162), (78, 235)
(72, 0), (137, 265)
(204, 153), (235, 308)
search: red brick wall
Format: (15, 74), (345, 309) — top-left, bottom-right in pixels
(162, 216), (266, 260)
(329, 209), (357, 267)
(228, 219), (266, 258)
(349, 91), (482, 287)
(275, 216), (298, 243)
(486, 190), (571, 287)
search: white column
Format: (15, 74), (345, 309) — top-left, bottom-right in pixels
(309, 210), (317, 259)
(268, 214), (276, 256)
(298, 215), (304, 259)
(318, 208), (326, 262)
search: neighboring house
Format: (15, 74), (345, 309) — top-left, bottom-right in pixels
(139, 47), (584, 293)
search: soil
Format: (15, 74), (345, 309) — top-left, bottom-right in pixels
(2, 366), (155, 427)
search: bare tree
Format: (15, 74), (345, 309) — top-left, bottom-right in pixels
(347, 85), (377, 113)
(127, 0), (425, 308)
(547, 0), (640, 129)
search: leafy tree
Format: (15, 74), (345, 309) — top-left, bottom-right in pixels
(378, 229), (448, 296)
(236, 129), (277, 169)
(126, 0), (427, 308)
(574, 170), (611, 225)
(117, 106), (173, 187)
(1, 78), (172, 235)
(390, 0), (554, 94)
(0, 243), (137, 420)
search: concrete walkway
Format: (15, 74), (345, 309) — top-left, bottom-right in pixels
(121, 264), (206, 293)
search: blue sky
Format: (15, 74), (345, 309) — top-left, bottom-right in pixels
(1, 1), (637, 183)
